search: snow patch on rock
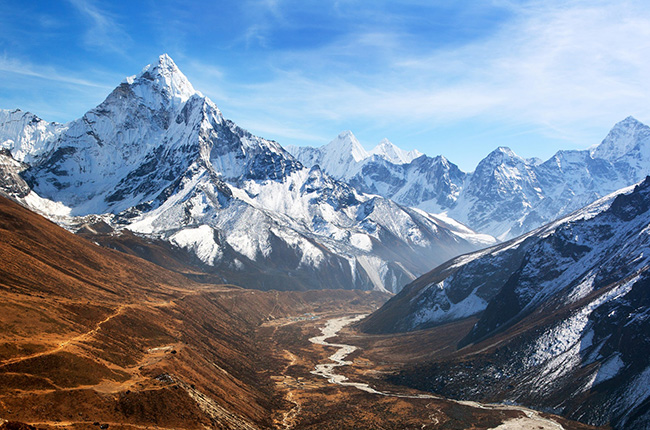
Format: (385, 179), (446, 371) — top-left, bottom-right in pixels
(170, 225), (222, 266)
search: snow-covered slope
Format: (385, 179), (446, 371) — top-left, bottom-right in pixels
(362, 177), (650, 429)
(0, 54), (494, 293)
(291, 118), (650, 240)
(0, 109), (66, 164)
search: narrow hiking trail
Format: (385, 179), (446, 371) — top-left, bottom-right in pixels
(0, 287), (220, 369)
(0, 304), (131, 368)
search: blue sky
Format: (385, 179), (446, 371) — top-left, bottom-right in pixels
(2, 0), (650, 170)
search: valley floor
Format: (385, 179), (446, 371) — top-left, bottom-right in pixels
(0, 284), (604, 430)
(261, 306), (604, 430)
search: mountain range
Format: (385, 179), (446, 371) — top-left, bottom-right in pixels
(360, 176), (650, 430)
(0, 54), (494, 293)
(3, 55), (649, 293)
(289, 118), (650, 239)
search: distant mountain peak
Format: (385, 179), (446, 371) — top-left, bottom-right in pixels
(370, 138), (423, 164)
(494, 146), (516, 155)
(479, 146), (525, 166)
(618, 115), (643, 126)
(605, 116), (647, 137)
(591, 115), (650, 161)
(337, 130), (355, 139)
(324, 130), (368, 162)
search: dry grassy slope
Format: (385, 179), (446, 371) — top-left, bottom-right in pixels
(0, 195), (388, 429)
(0, 196), (197, 301)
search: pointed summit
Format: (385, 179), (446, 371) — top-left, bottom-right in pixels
(155, 53), (180, 73)
(324, 130), (368, 162)
(480, 146), (523, 166)
(125, 54), (198, 108)
(291, 131), (371, 178)
(370, 138), (423, 164)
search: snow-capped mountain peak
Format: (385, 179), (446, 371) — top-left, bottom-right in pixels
(370, 138), (423, 164)
(483, 146), (522, 163)
(325, 130), (368, 162)
(471, 146), (531, 180)
(290, 130), (371, 178)
(124, 53), (199, 109)
(591, 115), (650, 161)
(21, 54), (220, 214)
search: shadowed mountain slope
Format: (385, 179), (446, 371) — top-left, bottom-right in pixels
(360, 178), (650, 429)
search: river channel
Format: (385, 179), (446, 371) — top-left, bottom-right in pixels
(308, 314), (566, 430)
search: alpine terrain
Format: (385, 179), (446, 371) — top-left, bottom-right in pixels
(359, 177), (650, 430)
(0, 54), (494, 293)
(289, 117), (650, 239)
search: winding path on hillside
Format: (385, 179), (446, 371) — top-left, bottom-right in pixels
(0, 289), (212, 369)
(0, 304), (131, 368)
(309, 314), (565, 430)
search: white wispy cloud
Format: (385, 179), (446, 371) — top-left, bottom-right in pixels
(67, 0), (132, 53)
(6, 0), (644, 156)
(0, 55), (113, 89)
(200, 0), (650, 147)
